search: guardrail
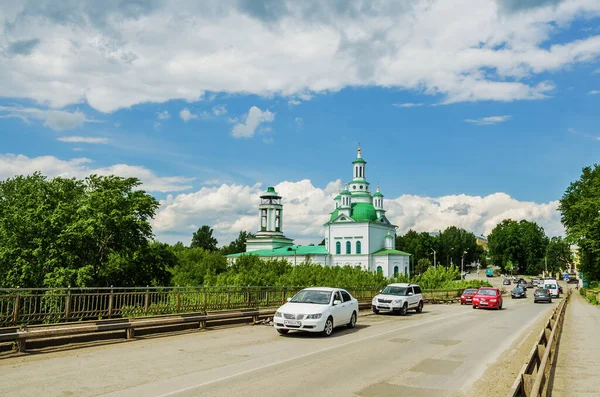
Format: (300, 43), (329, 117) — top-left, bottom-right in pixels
(508, 289), (570, 397)
(0, 287), (464, 327)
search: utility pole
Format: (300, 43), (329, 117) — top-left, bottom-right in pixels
(431, 249), (436, 268)
(545, 256), (548, 278)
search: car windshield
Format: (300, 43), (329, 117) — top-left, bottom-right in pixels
(290, 290), (332, 304)
(546, 284), (556, 289)
(535, 289), (548, 295)
(381, 286), (408, 296)
(477, 289), (496, 296)
(513, 288), (524, 292)
(463, 289), (478, 294)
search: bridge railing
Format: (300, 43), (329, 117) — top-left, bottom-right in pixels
(0, 286), (465, 327)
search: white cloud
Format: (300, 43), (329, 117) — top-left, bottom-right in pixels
(157, 110), (170, 120)
(393, 103), (425, 108)
(295, 117), (304, 127)
(465, 115), (512, 125)
(232, 106), (275, 138)
(0, 154), (194, 193)
(288, 99), (302, 106)
(212, 105), (227, 116)
(57, 136), (109, 144)
(179, 108), (198, 122)
(152, 179), (563, 246)
(1, 1), (600, 112)
(0, 105), (97, 131)
(588, 90), (600, 95)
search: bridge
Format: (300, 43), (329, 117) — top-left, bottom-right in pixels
(0, 283), (581, 397)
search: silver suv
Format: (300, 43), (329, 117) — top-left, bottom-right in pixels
(371, 283), (424, 315)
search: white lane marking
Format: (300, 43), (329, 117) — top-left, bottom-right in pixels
(157, 310), (472, 397)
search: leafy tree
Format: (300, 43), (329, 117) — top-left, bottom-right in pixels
(487, 219), (548, 275)
(220, 231), (254, 255)
(191, 225), (218, 251)
(170, 246), (228, 286)
(0, 173), (161, 288)
(545, 237), (572, 275)
(505, 260), (514, 275)
(559, 164), (600, 281)
(415, 258), (432, 275)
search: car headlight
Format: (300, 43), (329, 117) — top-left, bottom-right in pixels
(306, 313), (322, 319)
(275, 311), (282, 318)
(393, 299), (403, 304)
(490, 299), (497, 302)
(372, 298), (377, 304)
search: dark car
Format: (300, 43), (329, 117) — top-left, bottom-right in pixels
(518, 282), (527, 291)
(534, 288), (552, 303)
(511, 287), (527, 299)
(525, 281), (534, 289)
(503, 278), (511, 285)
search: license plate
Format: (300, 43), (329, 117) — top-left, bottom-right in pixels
(480, 302), (488, 306)
(378, 304), (390, 308)
(284, 320), (301, 326)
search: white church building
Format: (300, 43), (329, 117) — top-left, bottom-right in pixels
(227, 148), (411, 278)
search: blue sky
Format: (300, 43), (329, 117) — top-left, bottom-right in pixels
(1, 0), (600, 245)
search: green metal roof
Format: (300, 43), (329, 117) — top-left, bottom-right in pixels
(350, 192), (372, 198)
(372, 248), (411, 256)
(352, 158), (367, 164)
(340, 189), (351, 194)
(373, 191), (383, 197)
(329, 208), (339, 221)
(334, 195), (341, 200)
(350, 202), (377, 222)
(227, 245), (329, 258)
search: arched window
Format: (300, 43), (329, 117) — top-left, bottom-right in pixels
(346, 241), (351, 254)
(394, 266), (399, 277)
(336, 241), (341, 255)
(356, 241), (361, 254)
(376, 266), (383, 273)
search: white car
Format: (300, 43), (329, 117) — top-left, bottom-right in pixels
(273, 287), (359, 337)
(372, 283), (424, 315)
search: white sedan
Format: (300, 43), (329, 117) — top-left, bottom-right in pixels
(273, 287), (359, 337)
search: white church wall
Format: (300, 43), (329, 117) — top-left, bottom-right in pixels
(369, 224), (394, 253)
(326, 223), (369, 255)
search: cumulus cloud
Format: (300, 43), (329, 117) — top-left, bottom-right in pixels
(0, 105), (97, 131)
(57, 136), (109, 144)
(1, 1), (599, 112)
(465, 115), (512, 125)
(152, 179), (563, 246)
(0, 154), (194, 193)
(156, 110), (170, 120)
(179, 108), (198, 122)
(589, 90), (600, 95)
(232, 106), (275, 138)
(295, 117), (304, 127)
(212, 105), (227, 116)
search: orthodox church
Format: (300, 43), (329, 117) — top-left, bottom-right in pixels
(227, 148), (411, 278)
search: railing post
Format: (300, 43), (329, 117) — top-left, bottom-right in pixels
(65, 286), (71, 322)
(282, 288), (286, 305)
(108, 286), (114, 319)
(203, 287), (207, 313)
(247, 286), (251, 308)
(13, 287), (20, 326)
(144, 286), (149, 315)
(176, 286), (181, 313)
(266, 287), (270, 307)
(226, 290), (231, 309)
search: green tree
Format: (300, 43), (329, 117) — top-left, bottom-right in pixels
(545, 236), (572, 275)
(415, 258), (432, 275)
(170, 246), (228, 286)
(190, 225), (218, 251)
(220, 231), (254, 255)
(0, 173), (161, 288)
(487, 219), (548, 275)
(559, 164), (600, 281)
(505, 260), (514, 276)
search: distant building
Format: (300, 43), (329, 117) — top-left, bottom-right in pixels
(227, 147), (411, 277)
(570, 244), (580, 273)
(475, 235), (488, 250)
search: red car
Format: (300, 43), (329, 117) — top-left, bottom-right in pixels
(460, 288), (478, 305)
(472, 287), (503, 310)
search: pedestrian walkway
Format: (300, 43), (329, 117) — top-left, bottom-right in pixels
(552, 288), (600, 396)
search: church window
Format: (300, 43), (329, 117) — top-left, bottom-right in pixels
(346, 241), (351, 254)
(394, 266), (399, 277)
(275, 209), (281, 232)
(376, 266), (383, 273)
(336, 242), (341, 255)
(261, 209), (267, 231)
(359, 185), (363, 189)
(353, 185), (356, 189)
(341, 217), (346, 221)
(356, 241), (361, 254)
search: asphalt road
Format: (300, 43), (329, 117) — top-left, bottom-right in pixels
(0, 293), (559, 397)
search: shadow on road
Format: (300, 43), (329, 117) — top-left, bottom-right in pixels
(279, 323), (371, 338)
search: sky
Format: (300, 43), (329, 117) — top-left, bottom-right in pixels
(1, 0), (599, 247)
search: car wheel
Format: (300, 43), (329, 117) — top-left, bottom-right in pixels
(322, 316), (334, 337)
(416, 301), (423, 313)
(277, 329), (289, 335)
(372, 307), (379, 314)
(498, 303), (502, 310)
(472, 305), (477, 309)
(400, 303), (408, 316)
(347, 312), (357, 329)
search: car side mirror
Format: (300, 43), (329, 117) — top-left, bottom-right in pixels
(333, 299), (342, 306)
(287, 297), (292, 302)
(379, 290), (382, 293)
(408, 292), (413, 296)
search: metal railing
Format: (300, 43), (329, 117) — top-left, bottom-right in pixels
(508, 289), (570, 397)
(0, 286), (465, 327)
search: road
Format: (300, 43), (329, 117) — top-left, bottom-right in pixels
(0, 292), (559, 397)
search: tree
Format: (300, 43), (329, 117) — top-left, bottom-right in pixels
(0, 173), (162, 288)
(559, 164), (600, 281)
(221, 231), (254, 255)
(170, 246), (228, 286)
(505, 260), (515, 276)
(437, 226), (481, 268)
(415, 258), (432, 275)
(545, 237), (572, 275)
(487, 219), (548, 275)
(190, 225), (218, 251)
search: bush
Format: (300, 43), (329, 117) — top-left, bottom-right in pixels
(580, 287), (587, 296)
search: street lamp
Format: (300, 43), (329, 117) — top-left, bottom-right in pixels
(431, 249), (436, 268)
(461, 250), (468, 278)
